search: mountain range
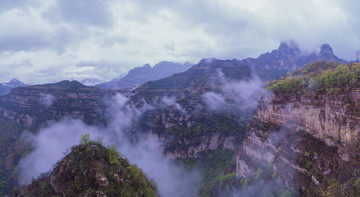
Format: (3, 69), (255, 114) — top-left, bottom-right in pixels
(95, 42), (345, 91)
(97, 61), (193, 89)
(0, 42), (354, 197)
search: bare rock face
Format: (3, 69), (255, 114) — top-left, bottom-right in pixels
(234, 88), (360, 196)
(256, 89), (360, 147)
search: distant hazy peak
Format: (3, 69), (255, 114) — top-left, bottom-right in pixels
(278, 41), (301, 54)
(80, 78), (102, 86)
(2, 78), (27, 88)
(9, 78), (22, 83)
(320, 44), (334, 56)
(98, 61), (193, 89)
(195, 58), (217, 68)
(142, 63), (151, 69)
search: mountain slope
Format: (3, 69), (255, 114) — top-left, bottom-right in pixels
(15, 138), (158, 197)
(138, 59), (251, 92)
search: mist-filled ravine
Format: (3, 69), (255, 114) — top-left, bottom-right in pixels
(2, 1), (360, 197)
(15, 65), (270, 196)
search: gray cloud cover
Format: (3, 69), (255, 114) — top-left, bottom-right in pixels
(0, 0), (359, 83)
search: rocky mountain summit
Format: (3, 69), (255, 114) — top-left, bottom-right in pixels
(15, 137), (158, 197)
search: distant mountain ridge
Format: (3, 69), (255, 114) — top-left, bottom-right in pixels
(96, 42), (345, 90)
(137, 59), (252, 92)
(0, 79), (28, 96)
(246, 42), (346, 80)
(136, 42), (346, 93)
(98, 61), (193, 89)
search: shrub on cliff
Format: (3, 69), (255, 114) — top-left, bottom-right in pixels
(267, 62), (360, 98)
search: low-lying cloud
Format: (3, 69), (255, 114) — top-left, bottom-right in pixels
(39, 93), (55, 107)
(18, 93), (201, 196)
(202, 69), (269, 112)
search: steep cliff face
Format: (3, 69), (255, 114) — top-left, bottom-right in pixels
(235, 62), (360, 196)
(132, 96), (245, 164)
(256, 91), (360, 148)
(0, 80), (116, 130)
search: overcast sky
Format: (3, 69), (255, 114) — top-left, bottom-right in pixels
(0, 0), (359, 84)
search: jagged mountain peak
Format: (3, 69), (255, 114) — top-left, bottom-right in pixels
(319, 43), (334, 56)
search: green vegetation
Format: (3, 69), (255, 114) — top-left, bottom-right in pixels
(40, 182), (52, 197)
(108, 144), (120, 166)
(267, 62), (360, 98)
(0, 116), (27, 196)
(15, 134), (158, 197)
(177, 149), (236, 197)
(168, 114), (245, 140)
(320, 171), (360, 197)
(79, 133), (90, 145)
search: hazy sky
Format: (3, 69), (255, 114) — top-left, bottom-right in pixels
(0, 0), (359, 83)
